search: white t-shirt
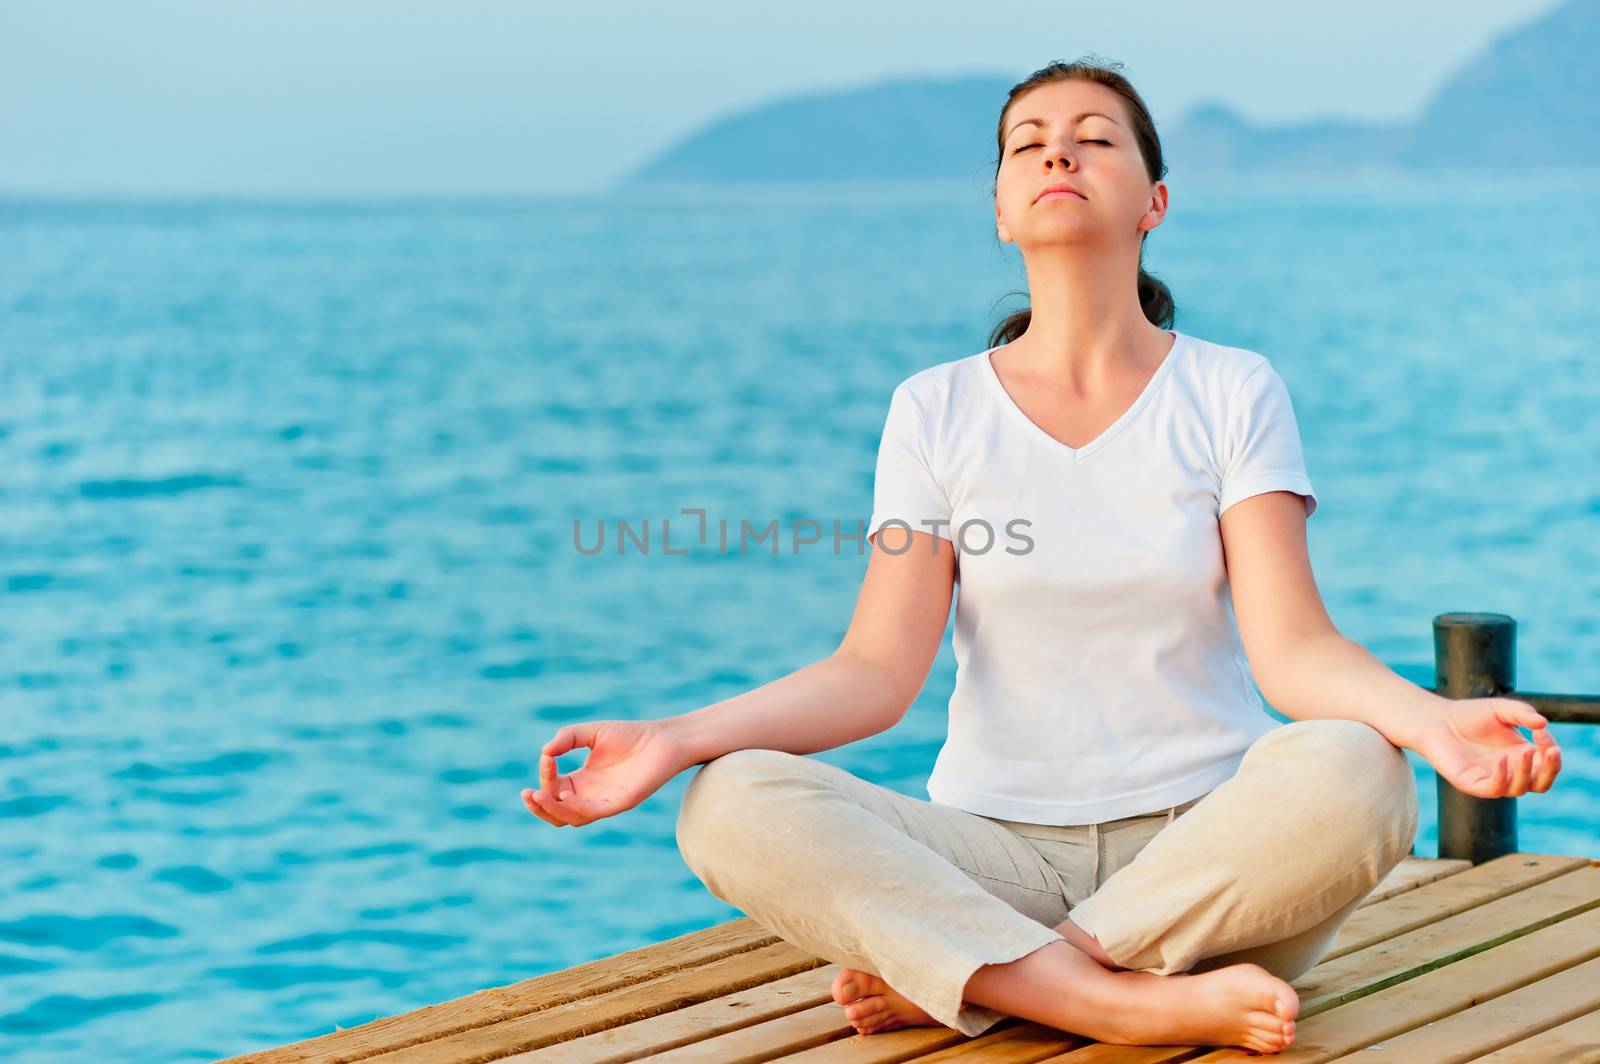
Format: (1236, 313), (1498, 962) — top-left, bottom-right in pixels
(866, 329), (1318, 825)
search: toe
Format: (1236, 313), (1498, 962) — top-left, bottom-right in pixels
(1247, 1033), (1284, 1055)
(845, 999), (879, 1022)
(1247, 1011), (1287, 1050)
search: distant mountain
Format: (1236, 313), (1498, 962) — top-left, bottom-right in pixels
(624, 74), (1017, 185)
(1401, 0), (1599, 167)
(622, 0), (1598, 186)
(1165, 0), (1600, 172)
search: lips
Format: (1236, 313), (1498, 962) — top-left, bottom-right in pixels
(1035, 184), (1086, 204)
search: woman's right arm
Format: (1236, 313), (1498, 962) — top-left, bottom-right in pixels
(665, 528), (958, 765)
(524, 528), (956, 827)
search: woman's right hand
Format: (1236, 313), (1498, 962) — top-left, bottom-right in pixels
(521, 719), (692, 827)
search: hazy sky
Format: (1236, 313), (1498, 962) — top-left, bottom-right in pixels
(0, 0), (1565, 198)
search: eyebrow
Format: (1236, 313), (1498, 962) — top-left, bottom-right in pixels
(1005, 111), (1120, 142)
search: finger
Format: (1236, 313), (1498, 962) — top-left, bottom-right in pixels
(530, 787), (582, 827)
(1510, 744), (1534, 797)
(558, 786), (602, 823)
(1496, 753), (1514, 798)
(539, 737), (560, 794)
(538, 783), (598, 827)
(521, 787), (564, 828)
(1477, 756), (1507, 799)
(559, 788), (610, 823)
(539, 758), (569, 802)
(1528, 748), (1550, 794)
(549, 789), (597, 827)
(521, 784), (566, 825)
(543, 722), (596, 761)
(542, 723), (596, 797)
(1497, 697), (1548, 729)
(1503, 745), (1527, 797)
(1531, 730), (1562, 791)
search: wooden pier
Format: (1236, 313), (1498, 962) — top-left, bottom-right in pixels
(231, 614), (1600, 1062)
(231, 850), (1600, 1062)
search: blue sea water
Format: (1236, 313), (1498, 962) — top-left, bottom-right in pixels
(0, 173), (1597, 1061)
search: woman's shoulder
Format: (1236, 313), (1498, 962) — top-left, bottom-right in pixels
(883, 345), (992, 418)
(1174, 330), (1283, 405)
(892, 345), (989, 393)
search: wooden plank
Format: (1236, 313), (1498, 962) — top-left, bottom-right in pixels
(633, 1003), (851, 1063)
(768, 1017), (1110, 1064)
(1318, 954), (1600, 1062)
(357, 940), (827, 1063)
(624, 998), (870, 1056)
(1467, 1008), (1600, 1063)
(223, 917), (784, 1064)
(908, 1023), (1097, 1062)
(573, 994), (1082, 1063)
(1181, 903), (1600, 1062)
(1024, 1043), (1203, 1062)
(1359, 856), (1472, 906)
(961, 862), (1599, 1064)
(509, 966), (838, 1063)
(770, 1016), (1004, 1062)
(1293, 864), (1600, 1015)
(1319, 853), (1590, 961)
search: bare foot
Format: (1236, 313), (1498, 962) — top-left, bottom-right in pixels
(1081, 961), (1300, 1055)
(830, 967), (942, 1035)
(830, 947), (1299, 1053)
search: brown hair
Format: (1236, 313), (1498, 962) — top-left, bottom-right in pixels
(988, 56), (1175, 349)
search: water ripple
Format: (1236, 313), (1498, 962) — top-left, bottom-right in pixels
(77, 473), (245, 500)
(2, 993), (162, 1036)
(0, 914), (180, 951)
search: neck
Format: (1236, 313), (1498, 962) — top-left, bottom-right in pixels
(1012, 243), (1168, 385)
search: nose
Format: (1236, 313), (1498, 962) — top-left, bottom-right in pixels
(1045, 140), (1077, 171)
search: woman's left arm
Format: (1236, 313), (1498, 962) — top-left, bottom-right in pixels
(1220, 490), (1563, 800)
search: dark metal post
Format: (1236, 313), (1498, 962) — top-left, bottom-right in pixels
(1433, 613), (1518, 863)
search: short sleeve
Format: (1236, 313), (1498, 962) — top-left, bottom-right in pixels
(1218, 362), (1319, 519)
(866, 383), (954, 545)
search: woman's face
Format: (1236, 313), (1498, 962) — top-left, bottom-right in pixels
(994, 81), (1163, 251)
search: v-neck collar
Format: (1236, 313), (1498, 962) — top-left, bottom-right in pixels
(979, 330), (1187, 459)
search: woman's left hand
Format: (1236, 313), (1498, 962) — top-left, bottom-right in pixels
(1414, 696), (1563, 799)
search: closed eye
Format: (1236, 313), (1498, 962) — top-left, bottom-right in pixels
(1011, 139), (1111, 155)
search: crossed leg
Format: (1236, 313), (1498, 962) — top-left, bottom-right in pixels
(674, 719), (1418, 1052)
(1066, 718), (1420, 981)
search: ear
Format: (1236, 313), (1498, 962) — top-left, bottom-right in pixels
(1140, 182), (1169, 233)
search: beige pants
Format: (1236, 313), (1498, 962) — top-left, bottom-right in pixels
(675, 717), (1420, 1037)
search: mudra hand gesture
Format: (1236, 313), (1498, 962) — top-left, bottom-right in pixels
(1415, 696), (1562, 799)
(521, 720), (691, 827)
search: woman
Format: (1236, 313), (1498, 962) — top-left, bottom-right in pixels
(522, 58), (1563, 1055)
